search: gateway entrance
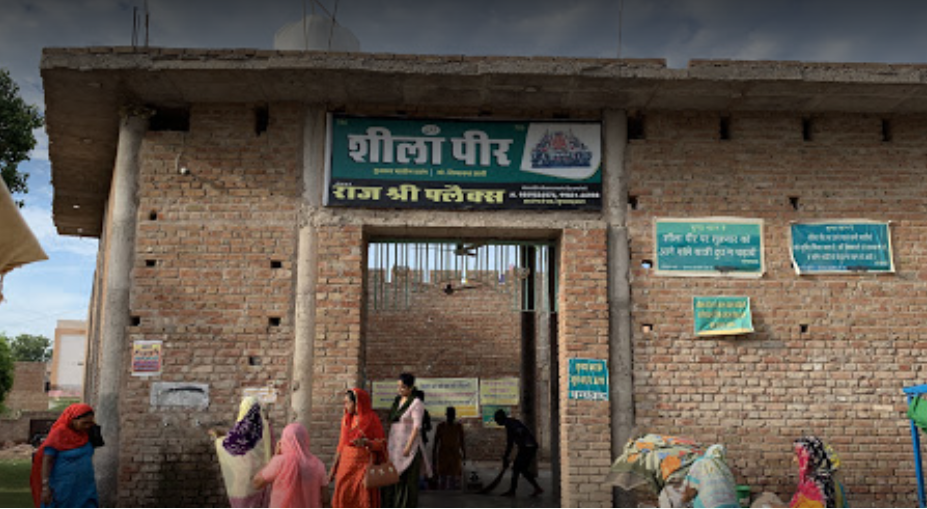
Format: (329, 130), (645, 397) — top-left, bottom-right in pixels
(363, 239), (560, 505)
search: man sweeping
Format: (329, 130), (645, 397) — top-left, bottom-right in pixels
(493, 409), (544, 497)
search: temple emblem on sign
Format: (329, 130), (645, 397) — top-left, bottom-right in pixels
(530, 130), (593, 168)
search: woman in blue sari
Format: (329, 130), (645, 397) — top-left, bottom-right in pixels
(30, 403), (100, 508)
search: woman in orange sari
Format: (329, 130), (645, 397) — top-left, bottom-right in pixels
(329, 388), (386, 508)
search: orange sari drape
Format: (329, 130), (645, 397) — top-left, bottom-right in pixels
(332, 388), (385, 508)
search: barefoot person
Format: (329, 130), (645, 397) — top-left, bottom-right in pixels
(494, 409), (543, 498)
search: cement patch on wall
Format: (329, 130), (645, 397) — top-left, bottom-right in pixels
(150, 382), (210, 410)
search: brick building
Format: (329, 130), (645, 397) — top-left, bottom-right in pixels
(5, 361), (47, 412)
(49, 319), (87, 397)
(40, 48), (927, 507)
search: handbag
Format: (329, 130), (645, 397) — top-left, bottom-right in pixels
(909, 395), (927, 431)
(364, 450), (400, 489)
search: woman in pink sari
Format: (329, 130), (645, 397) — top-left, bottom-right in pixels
(253, 423), (327, 508)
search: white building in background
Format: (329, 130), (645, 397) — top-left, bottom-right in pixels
(49, 319), (87, 397)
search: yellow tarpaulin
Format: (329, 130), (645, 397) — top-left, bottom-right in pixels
(0, 178), (48, 300)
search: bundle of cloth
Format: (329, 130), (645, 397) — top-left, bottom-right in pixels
(607, 433), (704, 494)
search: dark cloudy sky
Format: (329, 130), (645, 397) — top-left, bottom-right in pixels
(3, 0), (927, 339)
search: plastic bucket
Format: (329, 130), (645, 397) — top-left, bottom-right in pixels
(736, 485), (751, 508)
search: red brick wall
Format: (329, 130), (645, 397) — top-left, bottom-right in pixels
(120, 103), (302, 506)
(628, 111), (926, 507)
(366, 269), (521, 461)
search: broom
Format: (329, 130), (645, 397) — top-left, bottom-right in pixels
(479, 464), (508, 494)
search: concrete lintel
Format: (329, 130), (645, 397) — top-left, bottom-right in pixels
(43, 49), (927, 246)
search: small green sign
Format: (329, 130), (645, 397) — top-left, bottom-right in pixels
(567, 359), (609, 401)
(693, 296), (753, 337)
(482, 405), (509, 427)
(790, 222), (894, 274)
(655, 218), (764, 277)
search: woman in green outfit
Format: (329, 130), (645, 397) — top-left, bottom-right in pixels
(382, 373), (431, 507)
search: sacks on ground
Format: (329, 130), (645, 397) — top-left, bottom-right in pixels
(750, 491), (786, 508)
(657, 481), (689, 508)
(606, 433), (703, 494)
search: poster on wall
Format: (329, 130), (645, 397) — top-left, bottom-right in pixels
(326, 114), (602, 211)
(372, 378), (480, 418)
(479, 378), (520, 406)
(131, 340), (163, 377)
(371, 380), (396, 410)
(789, 221), (894, 274)
(243, 387), (278, 405)
(567, 358), (609, 401)
(654, 217), (764, 278)
(417, 378), (480, 418)
(693, 296), (754, 337)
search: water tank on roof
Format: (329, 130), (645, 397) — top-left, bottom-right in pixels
(273, 14), (361, 52)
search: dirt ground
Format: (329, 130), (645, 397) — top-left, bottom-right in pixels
(0, 443), (34, 460)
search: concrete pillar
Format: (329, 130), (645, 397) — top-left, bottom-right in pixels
(604, 110), (635, 506)
(290, 106), (326, 425)
(94, 111), (148, 507)
(520, 246), (537, 437)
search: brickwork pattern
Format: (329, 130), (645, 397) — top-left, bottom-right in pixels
(308, 225), (366, 464)
(558, 228), (612, 508)
(366, 270), (521, 461)
(628, 111), (927, 507)
(118, 103), (301, 506)
(7, 362), (47, 412)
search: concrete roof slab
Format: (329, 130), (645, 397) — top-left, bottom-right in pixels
(40, 48), (927, 236)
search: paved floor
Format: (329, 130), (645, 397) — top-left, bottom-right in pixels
(418, 461), (558, 508)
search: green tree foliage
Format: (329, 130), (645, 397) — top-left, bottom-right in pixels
(0, 336), (13, 409)
(9, 333), (52, 362)
(0, 68), (44, 207)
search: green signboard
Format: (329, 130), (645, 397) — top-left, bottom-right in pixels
(326, 115), (602, 210)
(654, 218), (764, 277)
(567, 358), (609, 401)
(790, 221), (894, 274)
(693, 296), (754, 337)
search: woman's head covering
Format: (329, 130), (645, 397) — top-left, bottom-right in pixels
(30, 403), (95, 507)
(222, 396), (271, 459)
(267, 423), (325, 508)
(794, 436), (839, 477)
(790, 436), (845, 508)
(339, 388), (385, 452)
(215, 396), (272, 507)
(280, 422), (312, 457)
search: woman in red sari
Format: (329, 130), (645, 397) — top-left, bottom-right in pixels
(328, 388), (386, 508)
(30, 403), (99, 507)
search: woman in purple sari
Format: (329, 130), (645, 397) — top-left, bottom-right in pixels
(212, 396), (273, 507)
